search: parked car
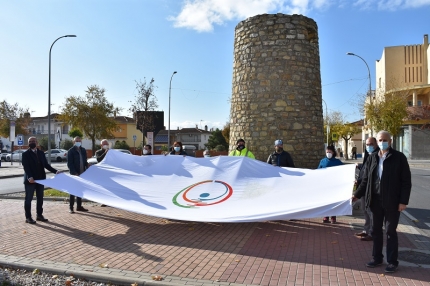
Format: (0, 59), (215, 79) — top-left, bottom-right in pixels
(87, 149), (132, 166)
(44, 149), (68, 162)
(6, 150), (26, 162)
(1, 151), (10, 162)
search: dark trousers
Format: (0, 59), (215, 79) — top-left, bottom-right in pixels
(370, 197), (400, 266)
(24, 183), (44, 219)
(69, 195), (82, 209)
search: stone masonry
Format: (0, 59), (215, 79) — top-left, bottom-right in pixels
(229, 13), (324, 168)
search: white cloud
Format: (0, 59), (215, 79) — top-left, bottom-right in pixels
(170, 0), (430, 32)
(169, 0), (330, 32)
(172, 120), (224, 130)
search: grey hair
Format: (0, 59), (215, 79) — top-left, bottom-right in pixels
(376, 130), (391, 139)
(101, 139), (108, 144)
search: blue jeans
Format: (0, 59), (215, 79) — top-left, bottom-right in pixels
(24, 183), (44, 219)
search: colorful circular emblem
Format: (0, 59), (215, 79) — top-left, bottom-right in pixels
(172, 180), (233, 208)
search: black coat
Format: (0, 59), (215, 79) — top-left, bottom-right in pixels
(67, 146), (88, 175)
(267, 151), (295, 167)
(354, 147), (411, 211)
(356, 147), (380, 186)
(22, 148), (57, 185)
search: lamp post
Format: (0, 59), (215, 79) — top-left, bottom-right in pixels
(167, 71), (177, 150)
(347, 52), (372, 136)
(322, 99), (329, 147)
(48, 35), (76, 163)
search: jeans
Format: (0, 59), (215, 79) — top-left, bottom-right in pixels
(24, 183), (44, 219)
(370, 197), (400, 266)
(69, 195), (82, 209)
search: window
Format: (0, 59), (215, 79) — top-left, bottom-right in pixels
(408, 101), (413, 106)
(418, 100), (422, 106)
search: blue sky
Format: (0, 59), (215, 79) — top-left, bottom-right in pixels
(1, 0), (430, 131)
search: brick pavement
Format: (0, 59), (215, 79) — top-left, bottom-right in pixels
(1, 198), (430, 286)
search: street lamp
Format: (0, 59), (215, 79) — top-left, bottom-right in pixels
(347, 52), (373, 136)
(322, 99), (329, 147)
(167, 71), (177, 150)
(48, 35), (76, 163)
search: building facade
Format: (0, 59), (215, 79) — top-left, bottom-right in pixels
(375, 34), (430, 159)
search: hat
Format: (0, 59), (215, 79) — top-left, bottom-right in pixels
(236, 139), (245, 144)
(274, 139), (283, 146)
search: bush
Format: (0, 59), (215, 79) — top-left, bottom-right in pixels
(60, 139), (74, 150)
(114, 140), (130, 150)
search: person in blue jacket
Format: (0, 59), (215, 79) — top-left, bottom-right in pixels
(318, 145), (343, 223)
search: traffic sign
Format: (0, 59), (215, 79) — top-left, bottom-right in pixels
(132, 135), (137, 141)
(17, 134), (24, 146)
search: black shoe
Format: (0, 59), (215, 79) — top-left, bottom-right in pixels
(69, 208), (75, 214)
(360, 235), (373, 241)
(36, 215), (48, 222)
(25, 218), (36, 224)
(366, 260), (383, 268)
(76, 206), (88, 212)
(385, 264), (397, 273)
(100, 204), (107, 207)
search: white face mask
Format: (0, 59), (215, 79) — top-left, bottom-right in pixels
(143, 149), (148, 155)
(204, 154), (210, 157)
(326, 152), (333, 159)
(102, 145), (109, 150)
(75, 142), (82, 147)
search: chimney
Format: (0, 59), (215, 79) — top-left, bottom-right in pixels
(205, 125), (208, 131)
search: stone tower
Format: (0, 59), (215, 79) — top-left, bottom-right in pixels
(229, 13), (324, 168)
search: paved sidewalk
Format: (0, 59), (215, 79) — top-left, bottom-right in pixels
(1, 162), (430, 285)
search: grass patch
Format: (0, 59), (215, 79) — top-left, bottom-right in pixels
(44, 189), (68, 197)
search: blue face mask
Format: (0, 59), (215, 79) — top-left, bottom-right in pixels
(378, 142), (389, 151)
(75, 142), (82, 147)
(174, 147), (181, 152)
(366, 146), (374, 153)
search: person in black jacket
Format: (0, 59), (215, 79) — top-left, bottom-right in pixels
(352, 130), (411, 273)
(22, 137), (59, 224)
(169, 141), (187, 156)
(67, 136), (89, 213)
(267, 139), (295, 168)
(354, 137), (379, 241)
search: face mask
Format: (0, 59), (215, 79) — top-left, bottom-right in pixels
(29, 143), (36, 149)
(174, 147), (181, 152)
(75, 142), (82, 147)
(378, 142), (389, 151)
(204, 154), (210, 158)
(237, 145), (245, 151)
(275, 147), (283, 152)
(143, 149), (148, 155)
(366, 146), (374, 153)
(326, 153), (333, 159)
(102, 145), (109, 150)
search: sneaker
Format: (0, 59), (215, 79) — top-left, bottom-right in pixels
(322, 218), (330, 223)
(366, 260), (383, 268)
(331, 218), (337, 224)
(385, 264), (397, 273)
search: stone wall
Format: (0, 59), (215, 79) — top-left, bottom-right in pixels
(229, 13), (324, 168)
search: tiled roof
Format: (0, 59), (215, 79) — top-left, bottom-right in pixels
(154, 135), (168, 143)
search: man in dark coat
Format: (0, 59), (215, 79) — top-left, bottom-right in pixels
(352, 130), (411, 273)
(354, 137), (379, 241)
(267, 139), (295, 168)
(95, 139), (109, 163)
(22, 137), (59, 224)
(67, 136), (89, 213)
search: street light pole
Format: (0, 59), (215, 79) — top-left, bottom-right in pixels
(167, 71), (177, 150)
(347, 52), (373, 136)
(322, 99), (329, 147)
(48, 35), (76, 163)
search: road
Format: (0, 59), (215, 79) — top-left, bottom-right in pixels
(0, 174), (58, 195)
(405, 167), (430, 236)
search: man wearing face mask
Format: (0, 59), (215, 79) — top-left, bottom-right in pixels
(22, 137), (60, 224)
(95, 139), (110, 163)
(352, 130), (411, 273)
(267, 139), (295, 167)
(203, 150), (211, 157)
(354, 137), (379, 241)
(67, 136), (89, 213)
(228, 139), (255, 159)
(143, 144), (152, 155)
